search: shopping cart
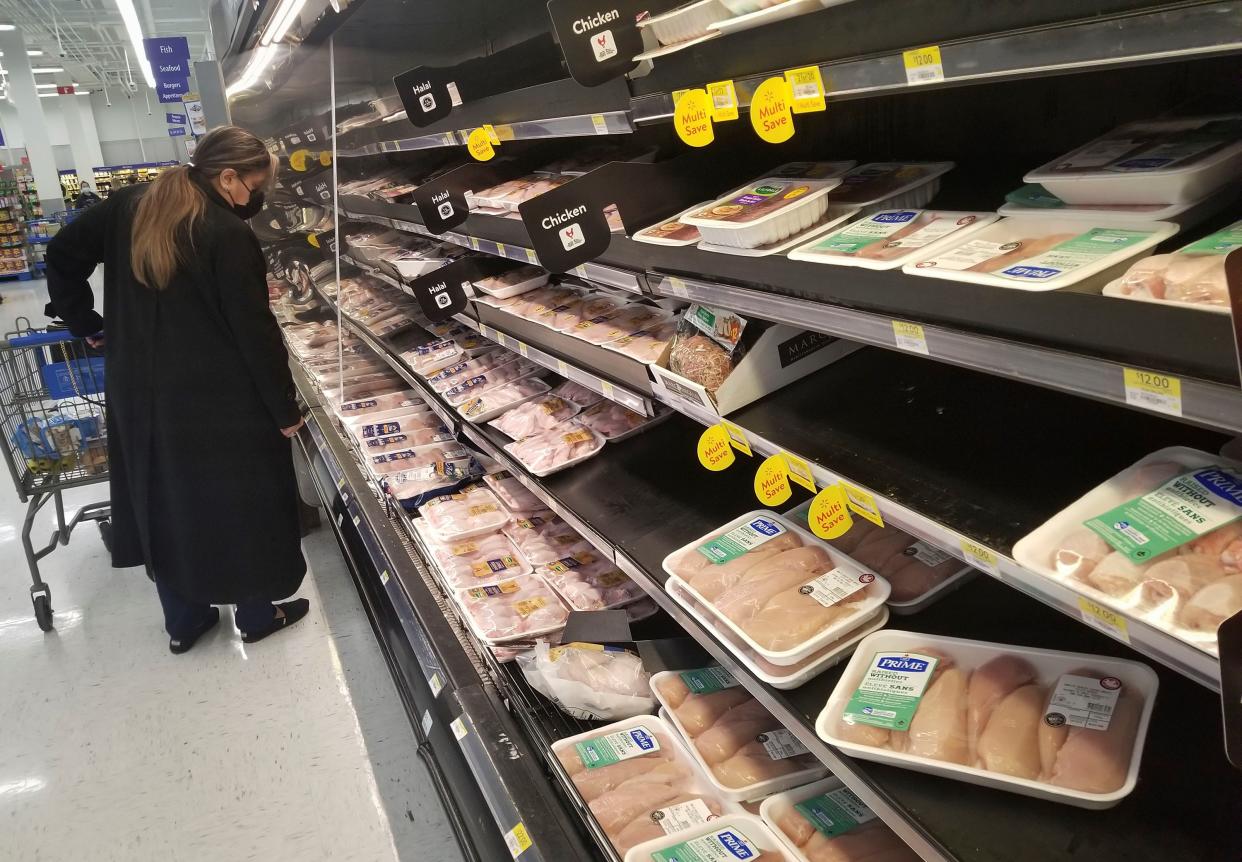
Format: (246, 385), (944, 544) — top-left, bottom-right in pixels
(0, 320), (111, 630)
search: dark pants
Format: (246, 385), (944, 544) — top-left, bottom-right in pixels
(155, 578), (274, 640)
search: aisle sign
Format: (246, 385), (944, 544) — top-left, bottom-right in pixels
(167, 127), (186, 137)
(720, 419), (751, 456)
(674, 88), (714, 148)
(840, 481), (884, 527)
(166, 113), (186, 125)
(750, 77), (795, 144)
(466, 127), (496, 161)
(902, 45), (945, 85)
(755, 455), (792, 506)
(697, 424), (735, 471)
(785, 66), (826, 113)
(1077, 596), (1131, 644)
(1122, 368), (1182, 417)
(144, 36), (190, 61)
(706, 80), (739, 122)
(808, 485), (854, 540)
(393, 66), (457, 127)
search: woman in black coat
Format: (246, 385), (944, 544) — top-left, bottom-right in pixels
(46, 125), (309, 653)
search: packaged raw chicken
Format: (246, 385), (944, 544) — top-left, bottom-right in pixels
(667, 579), (888, 690)
(578, 400), (664, 441)
(626, 813), (796, 862)
(427, 529), (533, 589)
(382, 456), (483, 503)
(506, 285), (574, 319)
(785, 500), (975, 612)
(788, 210), (998, 270)
(349, 409), (441, 444)
(820, 162), (954, 215)
(662, 511), (890, 665)
(481, 470), (543, 513)
(473, 265), (549, 299)
(640, 0), (732, 47)
(575, 304), (672, 346)
(902, 216), (1179, 291)
(455, 575), (569, 643)
(552, 715), (737, 856)
(815, 630), (1158, 807)
(406, 338), (470, 376)
(633, 203), (706, 246)
(760, 777), (919, 862)
(427, 349), (519, 393)
(361, 425), (455, 456)
(489, 395), (582, 440)
(650, 670), (825, 801)
(505, 422), (607, 476)
(517, 641), (656, 720)
(443, 358), (542, 407)
(549, 293), (627, 334)
(339, 402), (431, 432)
(419, 483), (510, 541)
(1102, 219), (1242, 311)
(368, 444), (471, 477)
(458, 377), (550, 423)
(1013, 447), (1242, 655)
(1025, 114), (1242, 205)
(536, 551), (647, 611)
(551, 379), (605, 409)
(504, 513), (596, 565)
(333, 389), (425, 419)
(602, 322), (677, 364)
(668, 305), (749, 394)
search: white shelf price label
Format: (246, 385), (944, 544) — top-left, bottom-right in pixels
(421, 709), (433, 736)
(1077, 597), (1132, 644)
(959, 538), (999, 575)
(892, 320), (929, 355)
(450, 716), (468, 740)
(504, 822), (533, 858)
(430, 672), (444, 698)
(1123, 368), (1182, 417)
(667, 276), (689, 298)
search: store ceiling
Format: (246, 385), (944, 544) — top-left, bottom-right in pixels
(0, 0), (214, 92)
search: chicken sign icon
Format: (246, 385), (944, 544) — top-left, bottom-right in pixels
(559, 223), (585, 251)
(591, 29), (617, 62)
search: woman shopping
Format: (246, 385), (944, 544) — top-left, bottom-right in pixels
(46, 125), (309, 653)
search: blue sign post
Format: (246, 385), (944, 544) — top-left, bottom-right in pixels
(145, 36), (191, 105)
(166, 112), (186, 125)
(143, 36), (190, 62)
(168, 127), (186, 137)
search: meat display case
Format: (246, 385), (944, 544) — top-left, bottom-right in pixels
(227, 0), (1242, 859)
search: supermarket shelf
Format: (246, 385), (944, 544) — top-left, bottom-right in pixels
(342, 318), (462, 434)
(452, 311), (655, 416)
(630, 0), (1242, 122)
(340, 252), (410, 295)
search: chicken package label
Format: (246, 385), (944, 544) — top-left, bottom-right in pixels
(800, 568), (874, 608)
(562, 429), (595, 445)
(1084, 465), (1242, 562)
(467, 580), (522, 599)
(471, 556), (521, 578)
(366, 433), (408, 449)
(697, 518), (789, 565)
(994, 228), (1153, 282)
(679, 666), (740, 694)
(546, 551), (598, 573)
(908, 541), (953, 567)
(818, 210), (976, 255)
(1051, 117), (1242, 173)
(757, 728), (810, 760)
(467, 503), (500, 517)
(515, 597), (548, 617)
(574, 725), (662, 768)
(1180, 220), (1242, 255)
(650, 827), (759, 862)
(843, 652), (941, 731)
(793, 786), (876, 838)
(450, 541), (479, 555)
(651, 798), (716, 835)
(1046, 673), (1122, 731)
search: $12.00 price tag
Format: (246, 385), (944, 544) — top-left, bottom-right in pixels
(1077, 597), (1131, 644)
(1123, 368), (1182, 417)
(902, 45), (945, 85)
(959, 538), (999, 575)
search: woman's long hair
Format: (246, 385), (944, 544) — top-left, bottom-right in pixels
(130, 125), (272, 289)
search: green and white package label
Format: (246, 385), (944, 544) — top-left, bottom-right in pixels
(800, 568), (872, 607)
(842, 652), (941, 731)
(651, 827), (759, 862)
(818, 210), (970, 255)
(687, 304), (746, 350)
(1084, 465), (1242, 562)
(907, 540), (953, 567)
(924, 238), (1016, 271)
(697, 517), (788, 565)
(758, 727), (810, 760)
(1181, 220), (1242, 255)
(679, 666), (740, 695)
(651, 798), (716, 835)
(1045, 673), (1121, 731)
(794, 787), (877, 838)
(997, 228), (1152, 283)
(573, 725), (661, 769)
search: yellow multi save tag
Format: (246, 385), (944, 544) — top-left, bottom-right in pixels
(808, 485), (854, 540)
(674, 88), (715, 148)
(466, 127), (495, 161)
(750, 77), (794, 144)
(840, 481), (884, 528)
(697, 424), (735, 472)
(754, 454), (792, 506)
(784, 66), (826, 113)
(706, 80), (739, 121)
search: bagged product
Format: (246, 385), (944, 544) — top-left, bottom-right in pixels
(517, 642), (656, 720)
(489, 395), (582, 440)
(1103, 219), (1242, 310)
(382, 455), (483, 503)
(455, 575), (569, 643)
(668, 304), (749, 394)
(505, 422), (607, 476)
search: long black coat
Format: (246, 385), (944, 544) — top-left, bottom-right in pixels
(46, 181), (307, 604)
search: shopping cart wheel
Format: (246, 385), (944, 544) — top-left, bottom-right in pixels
(32, 592), (53, 631)
(98, 519), (113, 553)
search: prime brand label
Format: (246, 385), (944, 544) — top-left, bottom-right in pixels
(574, 725), (660, 768)
(696, 517), (787, 564)
(842, 651), (940, 730)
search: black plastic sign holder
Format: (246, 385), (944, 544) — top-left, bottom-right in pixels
(393, 65), (458, 128)
(409, 255), (513, 323)
(547, 0), (651, 87)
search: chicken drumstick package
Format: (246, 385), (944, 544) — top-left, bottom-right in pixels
(815, 630), (1158, 807)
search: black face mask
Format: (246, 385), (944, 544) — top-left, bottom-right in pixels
(228, 181), (266, 220)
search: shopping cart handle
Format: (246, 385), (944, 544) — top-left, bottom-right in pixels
(7, 329), (82, 348)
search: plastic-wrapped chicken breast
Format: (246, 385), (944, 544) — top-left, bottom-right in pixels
(420, 484), (510, 541)
(481, 470), (543, 513)
(1105, 221), (1240, 310)
(361, 426), (455, 456)
(349, 409), (442, 444)
(552, 379), (605, 410)
(578, 400), (654, 440)
(489, 395), (582, 440)
(503, 175), (572, 209)
(443, 358), (541, 406)
(427, 350), (519, 393)
(429, 530), (533, 589)
(511, 286), (581, 322)
(518, 642), (656, 720)
(334, 390), (424, 419)
(339, 402), (431, 432)
(764, 781), (919, 862)
(469, 175), (539, 210)
(537, 553), (647, 610)
(574, 304), (671, 345)
(382, 455), (482, 502)
(458, 377), (551, 422)
(531, 290), (590, 331)
(602, 321), (678, 364)
(550, 293), (625, 334)
(455, 576), (569, 643)
(369, 444), (469, 476)
(406, 338), (468, 376)
(503, 513), (595, 565)
(505, 422), (607, 476)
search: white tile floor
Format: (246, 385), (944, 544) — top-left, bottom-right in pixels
(0, 281), (464, 862)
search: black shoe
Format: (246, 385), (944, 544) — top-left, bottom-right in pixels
(169, 607), (221, 654)
(240, 598), (310, 644)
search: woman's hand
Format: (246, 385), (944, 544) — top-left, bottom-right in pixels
(280, 418), (304, 438)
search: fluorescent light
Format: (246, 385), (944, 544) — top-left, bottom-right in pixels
(35, 83), (55, 89)
(225, 43), (277, 96)
(0, 26), (15, 32)
(38, 92), (55, 98)
(259, 0), (308, 45)
(32, 67), (64, 74)
(0, 51), (44, 56)
(113, 0), (155, 88)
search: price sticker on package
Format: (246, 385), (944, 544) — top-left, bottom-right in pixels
(706, 80), (739, 121)
(1123, 368), (1182, 417)
(750, 76), (795, 144)
(959, 538), (999, 575)
(720, 419), (752, 456)
(785, 66), (826, 113)
(903, 45), (945, 85)
(808, 485), (854, 540)
(755, 454), (792, 506)
(698, 424), (736, 472)
(840, 480), (884, 527)
(674, 88), (714, 148)
(1077, 597), (1131, 644)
